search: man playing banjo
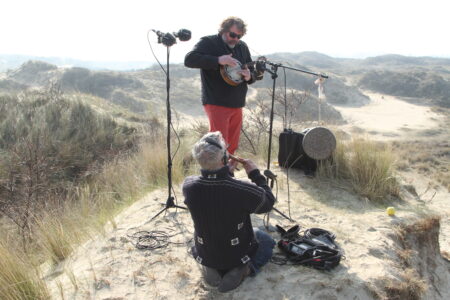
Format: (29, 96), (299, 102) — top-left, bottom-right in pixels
(184, 16), (262, 156)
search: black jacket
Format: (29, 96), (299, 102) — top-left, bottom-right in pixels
(184, 34), (257, 108)
(183, 167), (275, 270)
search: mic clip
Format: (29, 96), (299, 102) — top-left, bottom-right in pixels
(264, 169), (277, 189)
(264, 169), (277, 180)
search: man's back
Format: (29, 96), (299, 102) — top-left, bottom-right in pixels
(183, 166), (274, 269)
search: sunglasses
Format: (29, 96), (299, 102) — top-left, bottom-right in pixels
(228, 31), (242, 39)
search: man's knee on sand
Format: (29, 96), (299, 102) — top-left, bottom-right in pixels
(201, 228), (275, 292)
(250, 228), (276, 273)
(201, 263), (251, 293)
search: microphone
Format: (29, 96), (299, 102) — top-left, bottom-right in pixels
(152, 29), (176, 47)
(152, 28), (191, 47)
(244, 57), (267, 80)
(173, 29), (191, 41)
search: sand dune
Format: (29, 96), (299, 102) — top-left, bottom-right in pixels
(45, 90), (450, 299)
(335, 91), (443, 139)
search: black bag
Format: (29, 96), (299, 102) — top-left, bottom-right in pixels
(276, 225), (343, 271)
(278, 129), (317, 174)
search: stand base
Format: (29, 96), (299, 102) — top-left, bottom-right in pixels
(149, 196), (186, 222)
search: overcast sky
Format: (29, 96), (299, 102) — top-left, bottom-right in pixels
(1, 0), (449, 64)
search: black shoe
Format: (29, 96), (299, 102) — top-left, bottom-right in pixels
(218, 264), (250, 293)
(202, 266), (222, 287)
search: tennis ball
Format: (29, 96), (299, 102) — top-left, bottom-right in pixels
(386, 207), (396, 216)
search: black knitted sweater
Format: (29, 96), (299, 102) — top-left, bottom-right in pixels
(184, 34), (257, 108)
(183, 166), (275, 269)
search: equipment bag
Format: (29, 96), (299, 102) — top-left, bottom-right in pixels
(276, 225), (343, 271)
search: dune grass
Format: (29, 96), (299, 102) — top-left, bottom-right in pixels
(35, 214), (81, 265)
(0, 240), (49, 300)
(36, 136), (190, 262)
(318, 137), (400, 202)
(0, 135), (191, 298)
(0, 87), (191, 298)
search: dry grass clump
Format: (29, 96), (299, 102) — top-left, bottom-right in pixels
(377, 270), (427, 300)
(35, 214), (85, 264)
(92, 137), (185, 203)
(394, 216), (441, 264)
(368, 216), (441, 300)
(0, 241), (49, 300)
(390, 216), (442, 299)
(398, 215), (441, 236)
(318, 137), (400, 202)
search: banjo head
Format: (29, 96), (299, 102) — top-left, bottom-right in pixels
(220, 59), (244, 86)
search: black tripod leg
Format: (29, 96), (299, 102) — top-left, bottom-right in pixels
(165, 196), (187, 210)
(149, 196), (187, 222)
(172, 205), (187, 210)
(149, 207), (168, 222)
(272, 207), (295, 222)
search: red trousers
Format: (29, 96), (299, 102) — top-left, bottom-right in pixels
(203, 104), (242, 154)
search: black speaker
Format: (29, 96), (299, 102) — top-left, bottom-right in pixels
(278, 129), (317, 174)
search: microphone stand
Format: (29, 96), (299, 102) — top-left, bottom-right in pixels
(262, 63), (294, 222)
(150, 44), (186, 222)
(265, 62), (328, 172)
(262, 61), (328, 223)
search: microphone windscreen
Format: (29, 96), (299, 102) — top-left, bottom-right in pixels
(175, 29), (191, 41)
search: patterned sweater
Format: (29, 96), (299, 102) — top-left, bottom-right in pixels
(183, 166), (275, 269)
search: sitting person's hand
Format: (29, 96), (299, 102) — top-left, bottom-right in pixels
(240, 158), (257, 174)
(227, 158), (239, 174)
(229, 154), (258, 174)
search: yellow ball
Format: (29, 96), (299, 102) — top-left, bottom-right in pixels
(386, 207), (396, 216)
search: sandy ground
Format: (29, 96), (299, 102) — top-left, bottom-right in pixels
(335, 91), (443, 140)
(45, 90), (450, 299)
(335, 91), (449, 252)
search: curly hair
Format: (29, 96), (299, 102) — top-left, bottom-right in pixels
(219, 16), (247, 36)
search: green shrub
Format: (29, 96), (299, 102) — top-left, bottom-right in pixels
(0, 91), (138, 241)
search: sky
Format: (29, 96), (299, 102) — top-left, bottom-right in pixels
(1, 0), (449, 65)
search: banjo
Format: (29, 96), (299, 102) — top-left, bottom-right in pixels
(220, 58), (249, 86)
(220, 56), (267, 86)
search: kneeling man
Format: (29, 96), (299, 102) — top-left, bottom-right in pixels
(183, 131), (275, 292)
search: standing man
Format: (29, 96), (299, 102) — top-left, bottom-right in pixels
(184, 17), (262, 155)
(183, 131), (276, 292)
